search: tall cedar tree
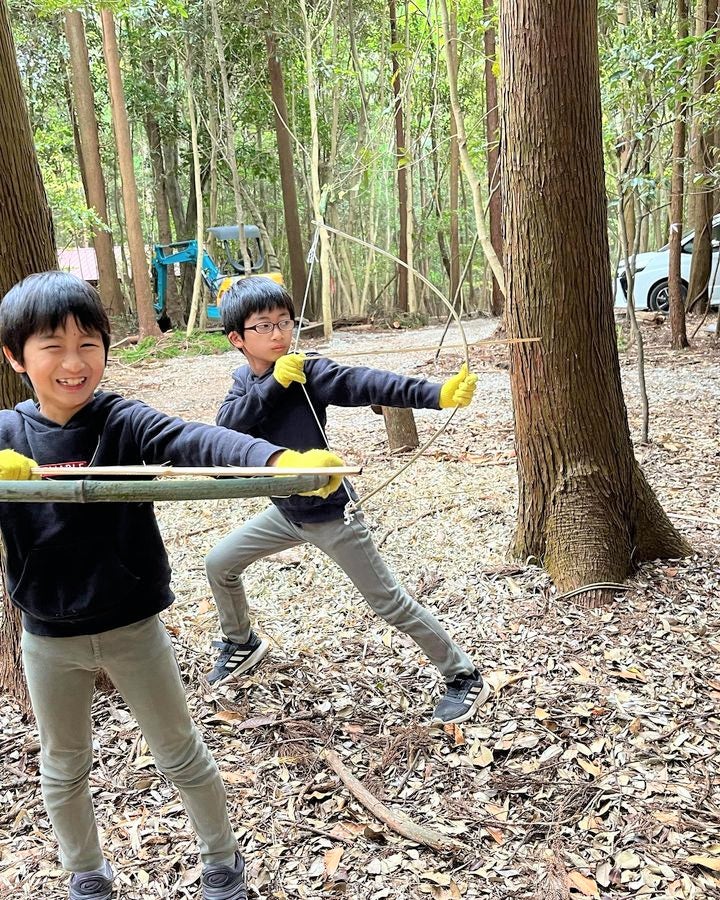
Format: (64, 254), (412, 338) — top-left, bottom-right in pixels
(0, 0), (57, 711)
(501, 0), (690, 603)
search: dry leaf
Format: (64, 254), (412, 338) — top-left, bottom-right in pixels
(421, 872), (452, 886)
(324, 846), (344, 876)
(567, 870), (600, 897)
(686, 856), (720, 872)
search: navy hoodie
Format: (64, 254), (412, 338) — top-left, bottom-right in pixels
(0, 392), (282, 637)
(216, 355), (442, 523)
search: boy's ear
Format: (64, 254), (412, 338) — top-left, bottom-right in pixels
(2, 347), (25, 373)
(226, 331), (246, 353)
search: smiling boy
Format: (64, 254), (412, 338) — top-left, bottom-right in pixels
(0, 271), (342, 900)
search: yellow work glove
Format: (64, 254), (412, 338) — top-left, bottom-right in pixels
(0, 448), (38, 480)
(275, 448), (344, 498)
(273, 353), (306, 388)
(439, 363), (477, 409)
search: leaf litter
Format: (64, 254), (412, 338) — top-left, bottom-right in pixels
(1, 317), (719, 899)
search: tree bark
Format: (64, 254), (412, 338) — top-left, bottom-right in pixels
(0, 0), (58, 713)
(100, 9), (159, 338)
(668, 0), (689, 349)
(64, 9), (124, 316)
(483, 0), (503, 316)
(501, 0), (690, 600)
(381, 407), (419, 452)
(389, 0), (409, 312)
(686, 0), (718, 312)
(266, 31), (307, 303)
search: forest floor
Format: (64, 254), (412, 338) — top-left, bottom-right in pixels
(1, 314), (719, 900)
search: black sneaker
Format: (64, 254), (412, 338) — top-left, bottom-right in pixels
(431, 669), (490, 725)
(202, 851), (247, 900)
(206, 632), (269, 686)
(69, 862), (113, 900)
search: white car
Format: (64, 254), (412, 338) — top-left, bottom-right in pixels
(615, 215), (720, 311)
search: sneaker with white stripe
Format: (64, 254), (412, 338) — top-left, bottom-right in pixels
(206, 632), (269, 686)
(431, 669), (490, 725)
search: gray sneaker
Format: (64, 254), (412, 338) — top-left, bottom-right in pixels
(69, 862), (113, 899)
(202, 851), (247, 900)
(431, 669), (490, 725)
(206, 632), (269, 686)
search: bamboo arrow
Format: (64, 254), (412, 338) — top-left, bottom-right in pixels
(324, 336), (541, 360)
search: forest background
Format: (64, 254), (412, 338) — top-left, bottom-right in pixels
(8, 0), (719, 336)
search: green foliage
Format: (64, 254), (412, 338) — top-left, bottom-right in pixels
(113, 329), (231, 365)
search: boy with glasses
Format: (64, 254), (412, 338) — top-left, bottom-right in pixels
(205, 276), (489, 725)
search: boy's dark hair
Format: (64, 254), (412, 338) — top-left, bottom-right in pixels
(0, 271), (111, 363)
(221, 276), (295, 335)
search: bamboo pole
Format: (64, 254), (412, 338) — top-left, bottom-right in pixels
(32, 465), (362, 479)
(0, 474), (337, 504)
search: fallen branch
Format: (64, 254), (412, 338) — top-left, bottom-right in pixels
(322, 749), (467, 852)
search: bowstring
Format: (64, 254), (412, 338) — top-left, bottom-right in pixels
(293, 222), (473, 524)
(292, 227), (358, 510)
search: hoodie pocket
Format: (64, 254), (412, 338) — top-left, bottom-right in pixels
(11, 543), (141, 623)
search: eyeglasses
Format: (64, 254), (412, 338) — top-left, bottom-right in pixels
(243, 319), (295, 335)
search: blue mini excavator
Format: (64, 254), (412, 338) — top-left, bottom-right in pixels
(152, 225), (284, 325)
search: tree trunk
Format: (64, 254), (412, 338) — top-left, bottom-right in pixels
(438, 0), (505, 298)
(448, 5), (460, 309)
(63, 74), (89, 208)
(184, 51), (204, 335)
(64, 9), (124, 316)
(501, 0), (690, 601)
(210, 0), (253, 276)
(668, 0), (689, 349)
(100, 9), (159, 338)
(483, 0), (503, 316)
(381, 407), (419, 452)
(163, 131), (186, 238)
(300, 0), (333, 338)
(266, 31), (307, 302)
(0, 0), (58, 713)
(686, 0), (718, 312)
(403, 2), (417, 314)
(389, 0), (408, 312)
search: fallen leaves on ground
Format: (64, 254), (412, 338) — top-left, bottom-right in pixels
(1, 318), (719, 898)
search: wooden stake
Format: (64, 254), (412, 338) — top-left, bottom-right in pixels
(323, 749), (467, 853)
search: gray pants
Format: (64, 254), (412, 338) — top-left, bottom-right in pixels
(22, 616), (237, 873)
(205, 504), (474, 680)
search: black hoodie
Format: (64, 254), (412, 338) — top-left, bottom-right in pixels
(216, 355), (442, 523)
(0, 392), (282, 637)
